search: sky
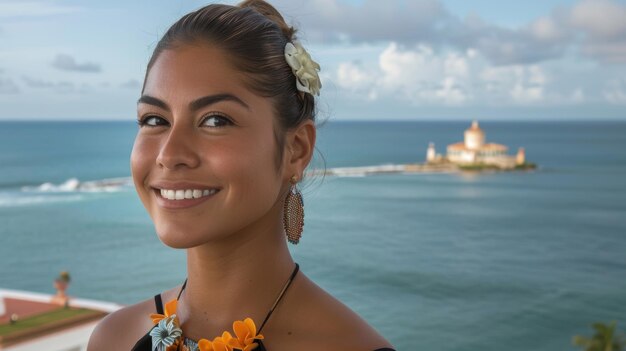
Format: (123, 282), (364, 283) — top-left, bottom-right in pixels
(0, 0), (625, 121)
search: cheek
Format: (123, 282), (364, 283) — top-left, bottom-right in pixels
(130, 136), (154, 190)
(214, 132), (280, 197)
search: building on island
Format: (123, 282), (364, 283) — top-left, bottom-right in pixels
(426, 120), (526, 169)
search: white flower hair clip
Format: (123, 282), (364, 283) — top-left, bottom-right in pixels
(284, 41), (322, 96)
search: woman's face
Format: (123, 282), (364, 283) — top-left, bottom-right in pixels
(131, 44), (287, 248)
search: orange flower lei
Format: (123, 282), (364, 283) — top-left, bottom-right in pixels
(149, 298), (265, 351)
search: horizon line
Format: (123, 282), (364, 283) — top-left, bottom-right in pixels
(1, 118), (625, 123)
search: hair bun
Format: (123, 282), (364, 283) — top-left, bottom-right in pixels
(238, 0), (296, 40)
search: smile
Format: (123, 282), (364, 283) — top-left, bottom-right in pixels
(152, 187), (220, 209)
(159, 188), (218, 200)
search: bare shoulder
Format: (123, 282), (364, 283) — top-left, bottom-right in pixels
(267, 271), (395, 351)
(87, 285), (182, 351)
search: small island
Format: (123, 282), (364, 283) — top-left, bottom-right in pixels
(420, 120), (536, 171)
(308, 120), (536, 177)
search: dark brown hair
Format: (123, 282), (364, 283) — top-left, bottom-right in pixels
(141, 0), (318, 174)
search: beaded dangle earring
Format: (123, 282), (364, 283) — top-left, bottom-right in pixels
(283, 175), (304, 244)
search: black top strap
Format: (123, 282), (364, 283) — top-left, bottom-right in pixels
(153, 280), (185, 315)
(258, 263), (299, 333)
(154, 294), (163, 314)
(176, 278), (187, 301)
(154, 293), (164, 315)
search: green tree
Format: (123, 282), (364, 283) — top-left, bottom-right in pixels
(573, 321), (626, 351)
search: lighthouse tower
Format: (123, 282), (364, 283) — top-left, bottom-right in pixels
(464, 120), (485, 150)
(426, 142), (436, 163)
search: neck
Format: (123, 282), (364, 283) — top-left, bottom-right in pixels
(176, 196), (296, 339)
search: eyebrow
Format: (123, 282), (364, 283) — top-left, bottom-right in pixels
(137, 93), (249, 111)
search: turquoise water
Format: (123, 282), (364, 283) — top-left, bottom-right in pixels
(1, 120), (625, 350)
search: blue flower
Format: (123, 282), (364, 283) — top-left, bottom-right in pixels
(150, 315), (183, 351)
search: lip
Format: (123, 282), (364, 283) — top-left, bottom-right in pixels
(149, 181), (222, 210)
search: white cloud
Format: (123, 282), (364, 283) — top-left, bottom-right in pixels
(529, 16), (564, 42)
(378, 44), (439, 92)
(528, 66), (547, 86)
(330, 43), (575, 107)
(435, 77), (467, 105)
(0, 77), (20, 94)
(444, 53), (469, 78)
(120, 79), (140, 89)
(21, 76), (75, 93)
(481, 65), (547, 104)
(275, 0), (568, 65)
(581, 43), (626, 64)
(571, 88), (585, 103)
(51, 54), (101, 73)
(336, 61), (373, 90)
(568, 0), (626, 63)
(570, 0), (626, 38)
(335, 42), (474, 105)
(301, 0), (449, 44)
(276, 0), (626, 65)
(604, 79), (626, 104)
(510, 84), (544, 103)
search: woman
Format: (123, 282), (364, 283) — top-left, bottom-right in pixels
(88, 1), (395, 350)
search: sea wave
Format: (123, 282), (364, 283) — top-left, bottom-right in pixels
(0, 194), (86, 207)
(20, 177), (132, 193)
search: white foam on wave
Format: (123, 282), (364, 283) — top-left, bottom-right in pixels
(21, 177), (133, 193)
(0, 194), (85, 207)
(336, 173), (367, 178)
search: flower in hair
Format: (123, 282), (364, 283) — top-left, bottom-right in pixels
(284, 41), (322, 96)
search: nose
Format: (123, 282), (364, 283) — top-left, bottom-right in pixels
(156, 123), (201, 170)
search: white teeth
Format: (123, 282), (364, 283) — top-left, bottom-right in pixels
(159, 188), (218, 200)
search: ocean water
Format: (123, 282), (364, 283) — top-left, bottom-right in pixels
(1, 120), (625, 351)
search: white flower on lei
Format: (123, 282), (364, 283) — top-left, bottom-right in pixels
(284, 41), (322, 96)
(150, 314), (183, 351)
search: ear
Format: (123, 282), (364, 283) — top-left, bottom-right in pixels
(283, 119), (316, 181)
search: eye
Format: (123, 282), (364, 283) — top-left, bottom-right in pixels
(202, 114), (233, 128)
(137, 115), (168, 127)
